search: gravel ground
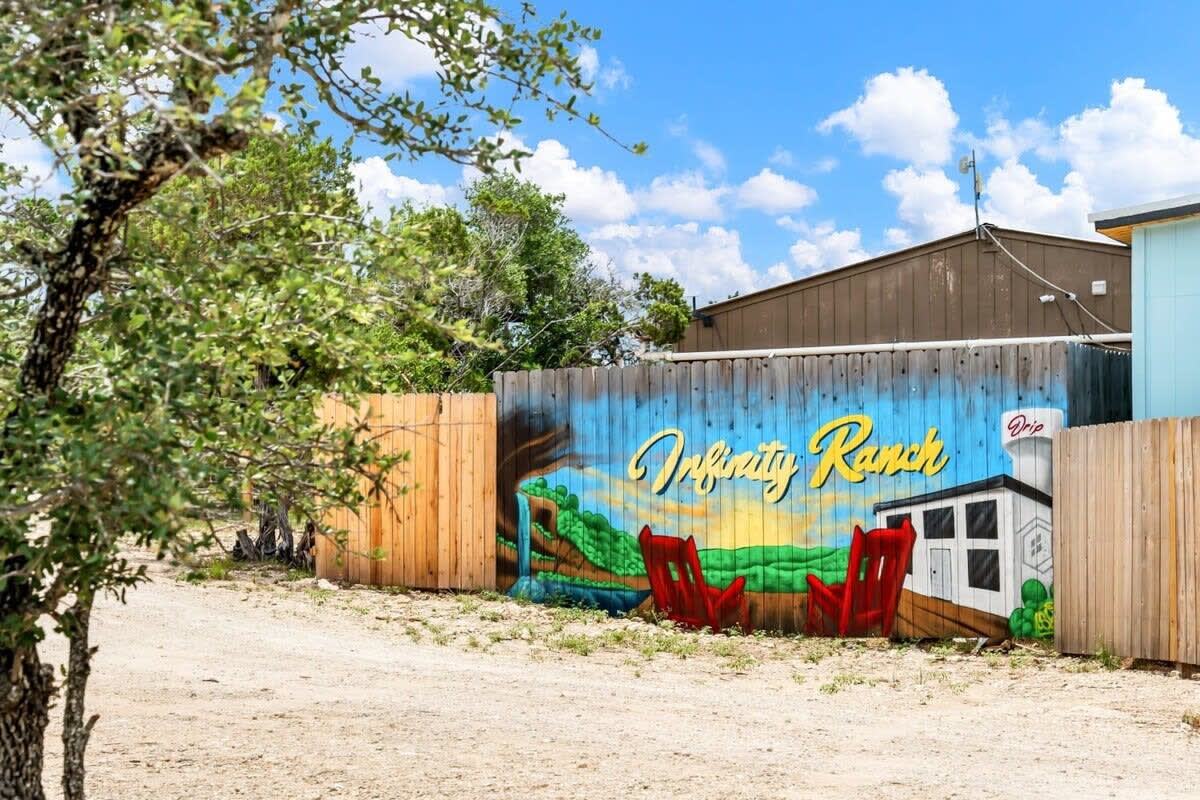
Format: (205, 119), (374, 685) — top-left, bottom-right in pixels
(34, 548), (1200, 799)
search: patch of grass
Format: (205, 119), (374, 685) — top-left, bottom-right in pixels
(477, 590), (503, 602)
(478, 609), (505, 623)
(798, 637), (840, 664)
(723, 651), (757, 672)
(551, 634), (595, 656)
(432, 631), (451, 646)
(456, 595), (481, 614)
(383, 585), (411, 595)
(547, 605), (609, 625)
(182, 556), (234, 583)
(819, 672), (874, 694)
(1094, 641), (1122, 671)
(1184, 711), (1200, 732)
(404, 625), (423, 643)
(284, 568), (312, 582)
(466, 635), (481, 649)
(346, 604), (370, 615)
(791, 672), (806, 685)
(304, 588), (334, 606)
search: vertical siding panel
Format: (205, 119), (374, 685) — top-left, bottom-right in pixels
(801, 288), (820, 347)
(813, 284), (832, 346)
(944, 245), (963, 340)
(961, 241), (980, 338)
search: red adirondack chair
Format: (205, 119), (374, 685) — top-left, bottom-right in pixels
(638, 526), (751, 633)
(805, 519), (916, 638)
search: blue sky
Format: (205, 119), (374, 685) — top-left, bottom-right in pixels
(7, 2), (1196, 304)
(342, 2), (1200, 303)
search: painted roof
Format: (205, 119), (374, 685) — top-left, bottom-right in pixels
(872, 474), (1052, 513)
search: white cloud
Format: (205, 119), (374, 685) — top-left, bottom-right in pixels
(578, 45), (600, 83)
(350, 157), (452, 218)
(512, 138), (636, 224)
(736, 168), (817, 214)
(811, 156), (839, 174)
(820, 67), (959, 165)
(578, 45), (630, 90)
(982, 159), (1094, 237)
(882, 166), (974, 239)
(342, 21), (440, 89)
(976, 115), (1055, 162)
(884, 227), (913, 248)
(783, 220), (871, 275)
(768, 147), (795, 168)
(693, 140), (726, 174)
(598, 59), (631, 91)
(1057, 77), (1200, 209)
(0, 113), (64, 197)
(636, 171), (728, 221)
(587, 221), (763, 303)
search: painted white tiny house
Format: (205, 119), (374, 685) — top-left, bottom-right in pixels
(872, 407), (1060, 622)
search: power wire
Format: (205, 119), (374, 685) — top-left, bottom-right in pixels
(981, 224), (1125, 335)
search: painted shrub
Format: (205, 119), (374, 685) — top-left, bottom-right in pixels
(495, 344), (1126, 638)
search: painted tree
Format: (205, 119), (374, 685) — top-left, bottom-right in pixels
(372, 173), (691, 392)
(0, 2), (634, 797)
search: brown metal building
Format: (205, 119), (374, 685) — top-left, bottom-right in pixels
(676, 226), (1131, 353)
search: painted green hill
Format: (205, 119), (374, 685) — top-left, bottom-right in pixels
(521, 478), (849, 593)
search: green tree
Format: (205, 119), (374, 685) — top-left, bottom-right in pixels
(372, 173), (690, 392)
(0, 2), (631, 797)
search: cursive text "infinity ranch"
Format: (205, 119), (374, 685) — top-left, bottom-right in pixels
(627, 415), (950, 503)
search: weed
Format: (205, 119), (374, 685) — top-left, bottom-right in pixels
(791, 673), (806, 685)
(432, 631), (451, 646)
(384, 585), (411, 595)
(304, 588), (334, 606)
(477, 590), (503, 602)
(182, 556), (233, 583)
(1094, 641), (1121, 671)
(551, 634), (595, 656)
(983, 652), (1003, 670)
(478, 609), (505, 623)
(1184, 712), (1200, 732)
(466, 635), (481, 649)
(346, 604), (370, 616)
(284, 568), (312, 582)
(724, 652), (757, 672)
(456, 595), (481, 614)
(404, 625), (422, 643)
(548, 605), (608, 625)
(798, 638), (839, 664)
(820, 673), (873, 694)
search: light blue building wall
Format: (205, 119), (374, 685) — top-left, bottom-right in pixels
(1132, 218), (1200, 419)
(1093, 196), (1200, 420)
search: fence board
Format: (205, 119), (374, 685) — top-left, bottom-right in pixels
(317, 392), (496, 590)
(1055, 416), (1200, 665)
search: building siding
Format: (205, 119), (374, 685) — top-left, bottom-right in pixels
(1135, 218), (1200, 419)
(677, 229), (1132, 353)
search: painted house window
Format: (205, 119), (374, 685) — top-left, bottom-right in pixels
(966, 500), (998, 539)
(886, 513), (913, 575)
(922, 507), (955, 539)
(967, 549), (1000, 591)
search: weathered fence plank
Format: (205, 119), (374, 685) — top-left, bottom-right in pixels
(1054, 416), (1200, 666)
(315, 393), (496, 590)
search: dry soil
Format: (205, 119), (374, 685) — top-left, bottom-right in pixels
(36, 549), (1200, 799)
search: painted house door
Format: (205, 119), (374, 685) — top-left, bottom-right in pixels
(929, 548), (954, 601)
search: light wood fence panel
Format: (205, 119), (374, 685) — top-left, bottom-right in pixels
(1055, 417), (1200, 667)
(315, 393), (496, 591)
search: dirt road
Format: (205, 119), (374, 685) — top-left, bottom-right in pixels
(38, 552), (1200, 799)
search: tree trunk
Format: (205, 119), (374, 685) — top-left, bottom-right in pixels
(61, 593), (97, 800)
(0, 645), (53, 800)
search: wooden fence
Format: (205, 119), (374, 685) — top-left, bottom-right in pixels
(1053, 417), (1200, 666)
(316, 393), (497, 591)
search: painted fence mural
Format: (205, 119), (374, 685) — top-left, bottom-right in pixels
(494, 343), (1129, 638)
